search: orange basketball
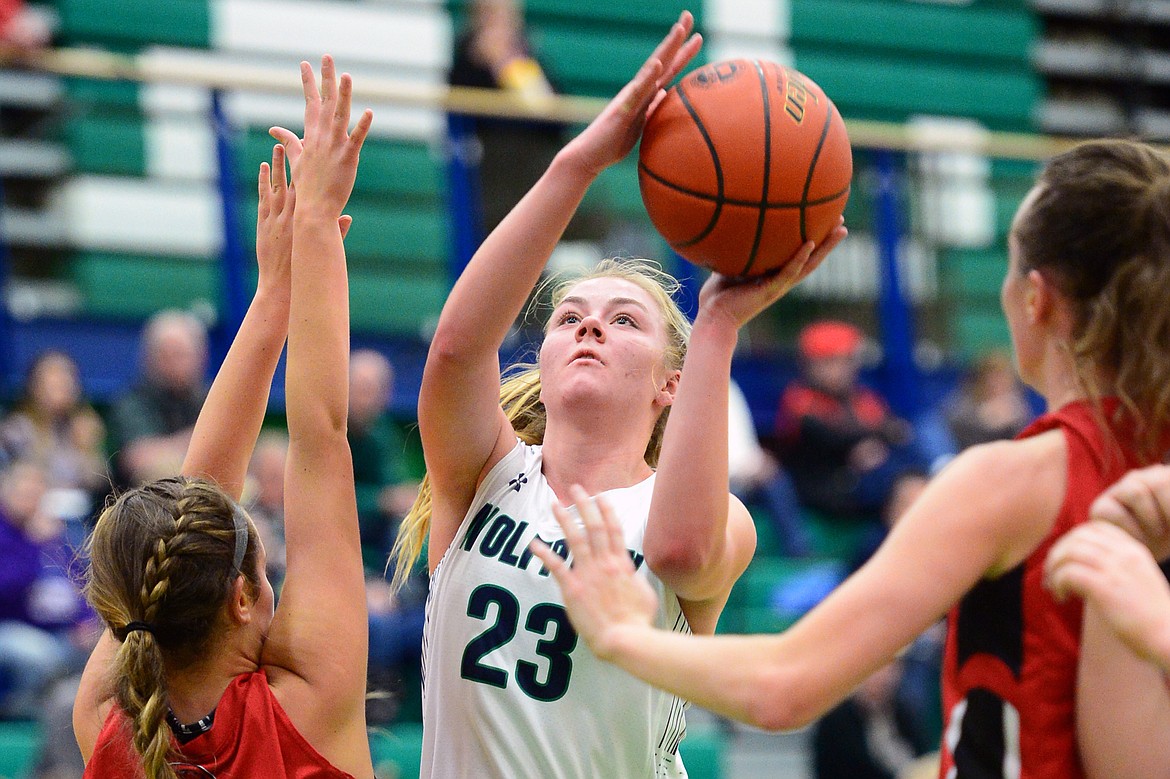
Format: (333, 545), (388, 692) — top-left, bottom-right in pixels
(639, 59), (852, 278)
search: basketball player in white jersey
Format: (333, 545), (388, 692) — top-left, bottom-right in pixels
(389, 11), (847, 778)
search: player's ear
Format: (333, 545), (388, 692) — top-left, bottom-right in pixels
(656, 369), (681, 408)
(227, 575), (252, 626)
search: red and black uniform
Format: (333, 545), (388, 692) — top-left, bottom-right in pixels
(84, 670), (354, 778)
(939, 398), (1161, 779)
(776, 379), (903, 518)
(0, 0), (24, 31)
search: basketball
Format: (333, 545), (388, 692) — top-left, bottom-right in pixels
(638, 59), (852, 278)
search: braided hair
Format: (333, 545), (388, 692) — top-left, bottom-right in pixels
(84, 477), (259, 779)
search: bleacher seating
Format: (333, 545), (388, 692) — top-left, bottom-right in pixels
(5, 0), (1047, 389)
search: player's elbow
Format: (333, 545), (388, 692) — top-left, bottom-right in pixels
(744, 669), (822, 732)
(643, 537), (715, 583)
(288, 403), (348, 442)
(427, 329), (462, 363)
(427, 325), (484, 367)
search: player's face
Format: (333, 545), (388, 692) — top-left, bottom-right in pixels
(539, 277), (673, 415)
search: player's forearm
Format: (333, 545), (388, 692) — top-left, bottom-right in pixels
(432, 151), (596, 357)
(287, 212), (349, 441)
(604, 624), (818, 732)
(646, 317), (738, 571)
(182, 289), (287, 497)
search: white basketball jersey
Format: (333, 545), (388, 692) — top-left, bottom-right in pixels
(420, 441), (691, 779)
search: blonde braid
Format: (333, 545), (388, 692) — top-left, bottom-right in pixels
(119, 518), (186, 779)
(120, 485), (243, 779)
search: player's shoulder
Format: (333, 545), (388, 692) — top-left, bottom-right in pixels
(938, 433), (1068, 572)
(946, 430), (1066, 484)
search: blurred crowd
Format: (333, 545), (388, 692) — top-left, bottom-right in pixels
(0, 308), (1035, 777)
(0, 310), (426, 776)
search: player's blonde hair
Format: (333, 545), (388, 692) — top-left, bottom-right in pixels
(390, 258), (691, 590)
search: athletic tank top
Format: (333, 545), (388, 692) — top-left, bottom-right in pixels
(939, 398), (1157, 779)
(420, 440), (691, 779)
(84, 670), (355, 778)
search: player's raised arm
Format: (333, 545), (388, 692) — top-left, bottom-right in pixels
(180, 144), (295, 497)
(416, 11), (702, 563)
(259, 55), (374, 777)
(76, 144), (315, 756)
(644, 230), (844, 630)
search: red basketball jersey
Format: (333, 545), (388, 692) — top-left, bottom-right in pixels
(84, 670), (355, 778)
(938, 398), (1155, 779)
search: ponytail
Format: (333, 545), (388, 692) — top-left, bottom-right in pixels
(1075, 252), (1170, 460)
(115, 628), (177, 779)
(1016, 139), (1170, 460)
(84, 477), (259, 778)
(389, 367), (543, 592)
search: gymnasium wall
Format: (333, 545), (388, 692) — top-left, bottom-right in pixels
(4, 0), (1044, 405)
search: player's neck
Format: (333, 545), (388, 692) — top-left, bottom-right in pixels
(1035, 339), (1100, 412)
(164, 638), (259, 723)
(540, 421), (654, 499)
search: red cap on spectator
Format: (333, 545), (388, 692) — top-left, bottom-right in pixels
(799, 321), (863, 359)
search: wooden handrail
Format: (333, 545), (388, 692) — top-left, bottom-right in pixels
(3, 45), (1087, 159)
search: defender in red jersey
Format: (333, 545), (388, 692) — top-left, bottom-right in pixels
(939, 399), (1142, 779)
(73, 57), (375, 779)
(1048, 466), (1170, 676)
(532, 139), (1170, 779)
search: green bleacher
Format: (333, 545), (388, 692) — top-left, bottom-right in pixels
(57, 0), (212, 48)
(0, 721), (39, 779)
(44, 0), (1048, 356)
(793, 0), (1037, 63)
(69, 252), (216, 319)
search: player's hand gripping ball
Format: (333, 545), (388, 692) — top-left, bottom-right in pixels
(639, 59), (852, 278)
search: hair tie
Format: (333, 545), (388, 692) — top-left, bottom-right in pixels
(123, 621), (156, 638)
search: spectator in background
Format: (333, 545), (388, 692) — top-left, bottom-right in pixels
(0, 460), (94, 719)
(449, 0), (585, 241)
(348, 349), (418, 566)
(108, 310), (209, 487)
(0, 351), (108, 508)
(813, 659), (921, 779)
(916, 351), (1034, 472)
(944, 350), (1033, 451)
(348, 352), (425, 724)
(728, 378), (809, 557)
(775, 320), (920, 522)
(0, 0), (49, 51)
(365, 571), (426, 726)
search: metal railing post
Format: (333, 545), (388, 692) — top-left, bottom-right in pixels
(874, 148), (919, 416)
